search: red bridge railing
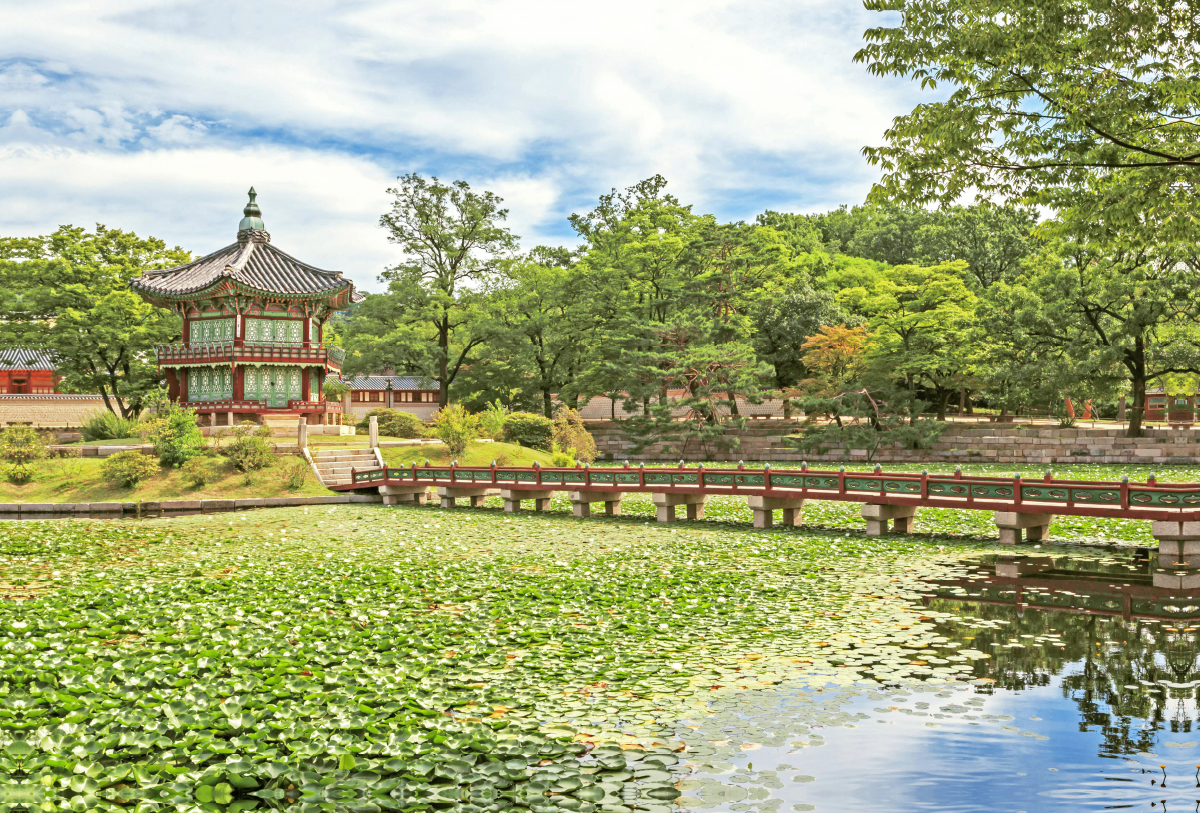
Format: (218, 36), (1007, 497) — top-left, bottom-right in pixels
(340, 463), (1200, 521)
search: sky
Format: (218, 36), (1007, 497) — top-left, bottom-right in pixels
(0, 0), (922, 293)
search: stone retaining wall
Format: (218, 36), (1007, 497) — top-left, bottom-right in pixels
(0, 493), (381, 518)
(587, 422), (1200, 465)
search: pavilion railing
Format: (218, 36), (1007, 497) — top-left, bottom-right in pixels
(155, 342), (345, 367)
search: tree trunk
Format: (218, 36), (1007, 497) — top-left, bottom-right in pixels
(543, 389), (553, 419)
(1128, 376), (1146, 438)
(726, 390), (740, 417)
(936, 391), (950, 421)
(438, 319), (450, 408)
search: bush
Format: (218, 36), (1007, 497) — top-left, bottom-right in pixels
(502, 412), (553, 451)
(550, 442), (574, 467)
(80, 410), (141, 441)
(143, 403), (206, 467)
(180, 457), (216, 488)
(433, 404), (480, 457)
(478, 400), (508, 440)
(357, 408), (427, 439)
(280, 457), (310, 490)
(0, 425), (49, 484)
(552, 407), (596, 463)
(225, 424), (276, 472)
(101, 450), (159, 488)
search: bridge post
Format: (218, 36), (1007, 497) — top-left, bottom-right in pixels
(500, 489), (555, 513)
(747, 495), (805, 529)
(652, 492), (706, 523)
(568, 490), (621, 518)
(369, 415), (379, 449)
(994, 512), (1053, 544)
(862, 503), (918, 536)
(437, 486), (490, 509)
(379, 484), (430, 506)
(1151, 521), (1200, 567)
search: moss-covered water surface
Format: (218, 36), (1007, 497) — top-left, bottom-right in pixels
(2, 480), (1197, 812)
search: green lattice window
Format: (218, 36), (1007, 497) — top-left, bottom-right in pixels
(244, 366), (302, 407)
(190, 318), (234, 344)
(188, 367), (232, 402)
(245, 318), (303, 345)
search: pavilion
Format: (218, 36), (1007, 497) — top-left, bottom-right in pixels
(131, 189), (361, 426)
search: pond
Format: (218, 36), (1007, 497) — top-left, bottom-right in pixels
(5, 487), (1200, 813)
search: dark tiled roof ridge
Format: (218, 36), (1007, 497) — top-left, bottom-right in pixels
(0, 347), (58, 370)
(133, 238), (362, 301)
(339, 374), (440, 391)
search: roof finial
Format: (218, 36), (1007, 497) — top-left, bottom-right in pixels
(238, 187), (266, 238)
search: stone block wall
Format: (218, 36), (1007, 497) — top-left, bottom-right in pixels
(586, 421), (1200, 465)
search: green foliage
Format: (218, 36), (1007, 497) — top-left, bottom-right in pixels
(280, 457), (310, 490)
(342, 173), (519, 403)
(503, 411), (554, 451)
(0, 425), (48, 484)
(143, 402), (206, 467)
(550, 441), (575, 467)
(224, 423), (276, 472)
(552, 407), (597, 463)
(788, 388), (947, 462)
(433, 403), (480, 457)
(478, 399), (509, 439)
(80, 410), (141, 441)
(180, 457), (216, 488)
(322, 377), (351, 400)
(99, 449), (159, 487)
(356, 407), (427, 438)
(0, 225), (189, 418)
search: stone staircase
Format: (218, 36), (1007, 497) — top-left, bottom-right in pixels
(310, 447), (381, 487)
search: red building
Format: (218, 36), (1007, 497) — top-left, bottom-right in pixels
(0, 349), (60, 394)
(1145, 387), (1198, 423)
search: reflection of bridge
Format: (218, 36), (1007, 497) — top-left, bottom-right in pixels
(332, 462), (1200, 554)
(922, 555), (1200, 621)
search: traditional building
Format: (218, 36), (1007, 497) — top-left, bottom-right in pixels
(340, 374), (440, 421)
(0, 348), (60, 394)
(1145, 386), (1199, 424)
(131, 189), (361, 426)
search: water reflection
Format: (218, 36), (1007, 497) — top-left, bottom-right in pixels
(673, 549), (1200, 812)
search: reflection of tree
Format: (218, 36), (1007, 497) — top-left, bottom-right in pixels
(928, 598), (1199, 758)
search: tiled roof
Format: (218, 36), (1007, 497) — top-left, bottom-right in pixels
(0, 347), (57, 371)
(340, 375), (440, 391)
(131, 237), (363, 301)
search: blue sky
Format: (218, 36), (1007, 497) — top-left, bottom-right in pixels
(0, 0), (921, 292)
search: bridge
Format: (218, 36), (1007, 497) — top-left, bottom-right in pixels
(330, 462), (1200, 561)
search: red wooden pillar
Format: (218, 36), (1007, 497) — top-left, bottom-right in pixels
(178, 369), (189, 403)
(233, 366), (245, 401)
(182, 318), (190, 344)
(165, 369), (180, 402)
(302, 367), (311, 403)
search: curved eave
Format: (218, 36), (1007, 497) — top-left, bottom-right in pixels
(132, 275), (360, 310)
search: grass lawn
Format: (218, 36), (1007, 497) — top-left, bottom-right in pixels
(58, 436), (146, 446)
(1, 453), (333, 502)
(6, 481), (1161, 812)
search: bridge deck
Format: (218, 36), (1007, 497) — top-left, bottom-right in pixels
(331, 463), (1200, 522)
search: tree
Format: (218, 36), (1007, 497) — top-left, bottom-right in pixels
(800, 325), (869, 385)
(0, 225), (189, 418)
(913, 204), (1040, 290)
(787, 388), (946, 463)
(856, 0), (1200, 244)
(977, 242), (1200, 436)
(753, 281), (856, 391)
(857, 262), (979, 420)
(346, 174), (519, 407)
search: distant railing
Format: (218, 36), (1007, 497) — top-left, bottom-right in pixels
(155, 342), (345, 368)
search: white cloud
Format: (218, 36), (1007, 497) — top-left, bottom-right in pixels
(0, 0), (928, 279)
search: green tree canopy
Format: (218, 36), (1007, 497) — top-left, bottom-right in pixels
(0, 225), (189, 418)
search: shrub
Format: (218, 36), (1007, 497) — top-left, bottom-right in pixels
(357, 408), (427, 439)
(281, 457), (310, 490)
(225, 424), (276, 472)
(552, 407), (596, 463)
(502, 412), (553, 451)
(80, 410), (141, 441)
(143, 403), (206, 467)
(550, 442), (574, 467)
(433, 404), (479, 457)
(101, 450), (159, 488)
(0, 425), (49, 484)
(180, 457), (216, 488)
(478, 400), (508, 440)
